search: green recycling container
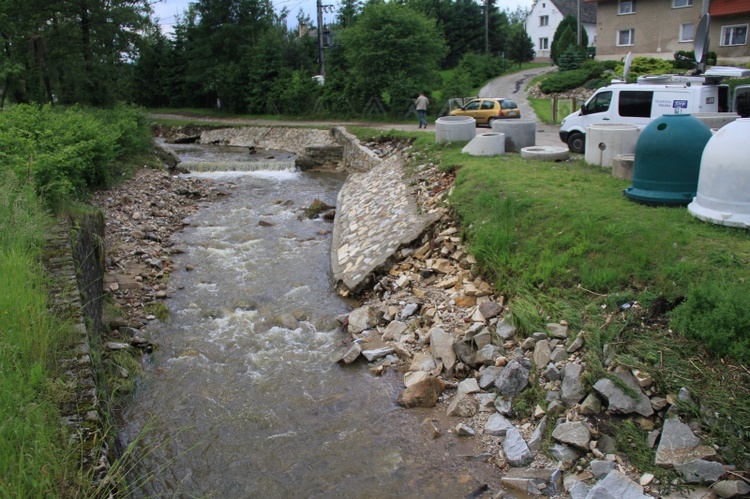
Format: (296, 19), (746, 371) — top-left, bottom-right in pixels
(624, 114), (712, 205)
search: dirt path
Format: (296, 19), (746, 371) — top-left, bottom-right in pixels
(151, 67), (564, 147)
(478, 65), (557, 123)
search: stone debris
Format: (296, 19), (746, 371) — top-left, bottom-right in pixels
(655, 417), (718, 467)
(593, 371), (654, 417)
(94, 133), (744, 498)
(328, 140), (744, 498)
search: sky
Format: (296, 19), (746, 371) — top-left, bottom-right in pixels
(151, 0), (534, 34)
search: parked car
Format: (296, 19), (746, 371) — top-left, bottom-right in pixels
(449, 98), (521, 126)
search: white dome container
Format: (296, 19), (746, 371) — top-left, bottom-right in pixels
(585, 123), (639, 168)
(688, 118), (750, 228)
(490, 120), (536, 152)
(435, 116), (476, 144)
(461, 132), (505, 156)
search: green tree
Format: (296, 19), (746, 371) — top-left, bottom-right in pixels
(0, 0), (154, 106)
(335, 2), (446, 114)
(506, 24), (535, 67)
(337, 0), (363, 28)
(550, 14), (588, 66)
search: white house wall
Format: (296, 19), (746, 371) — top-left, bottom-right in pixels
(525, 0), (597, 61)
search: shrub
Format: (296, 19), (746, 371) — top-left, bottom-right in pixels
(558, 46), (585, 71)
(456, 53), (505, 89)
(613, 57), (675, 82)
(0, 104), (151, 207)
(670, 279), (750, 363)
(539, 68), (591, 93)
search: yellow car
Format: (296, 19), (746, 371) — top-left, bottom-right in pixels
(449, 98), (521, 126)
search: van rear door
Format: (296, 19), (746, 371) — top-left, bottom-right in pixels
(734, 85), (750, 118)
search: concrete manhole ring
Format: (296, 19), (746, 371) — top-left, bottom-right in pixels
(520, 146), (570, 161)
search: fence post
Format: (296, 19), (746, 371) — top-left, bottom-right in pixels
(551, 97), (557, 124)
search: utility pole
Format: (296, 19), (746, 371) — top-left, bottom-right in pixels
(577, 0), (582, 46)
(317, 0), (325, 77)
(485, 0), (489, 54)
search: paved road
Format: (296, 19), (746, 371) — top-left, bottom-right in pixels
(478, 65), (562, 147)
(152, 67), (565, 148)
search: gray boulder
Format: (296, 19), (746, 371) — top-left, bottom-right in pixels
(550, 443), (579, 467)
(585, 470), (650, 499)
(347, 305), (380, 334)
(533, 340), (552, 367)
(568, 480), (591, 499)
(446, 392), (478, 417)
(552, 421), (591, 451)
(429, 327), (456, 371)
(655, 417), (717, 467)
(496, 317), (517, 340)
(484, 413), (514, 436)
(501, 467), (563, 496)
(527, 416), (548, 452)
(479, 366), (502, 389)
(713, 480), (750, 498)
(561, 362), (586, 407)
(504, 427), (534, 467)
(593, 372), (654, 417)
(590, 459), (617, 479)
(494, 359), (530, 396)
(333, 342), (362, 364)
(674, 459), (726, 483)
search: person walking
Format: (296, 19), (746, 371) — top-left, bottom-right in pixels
(415, 92), (429, 129)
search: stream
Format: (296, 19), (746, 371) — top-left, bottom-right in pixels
(117, 142), (495, 498)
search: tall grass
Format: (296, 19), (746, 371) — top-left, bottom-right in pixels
(0, 172), (82, 496)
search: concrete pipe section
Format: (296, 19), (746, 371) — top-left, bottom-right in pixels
(688, 118), (750, 228)
(584, 123), (639, 169)
(490, 119), (536, 152)
(461, 132), (506, 156)
(520, 146), (570, 161)
(612, 153), (635, 181)
(435, 116), (476, 144)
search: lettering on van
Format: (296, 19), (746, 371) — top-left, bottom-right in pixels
(654, 99), (673, 108)
(673, 100), (688, 109)
(706, 96), (715, 104)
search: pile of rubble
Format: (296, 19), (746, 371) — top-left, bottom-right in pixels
(90, 167), (226, 341)
(332, 150), (749, 498)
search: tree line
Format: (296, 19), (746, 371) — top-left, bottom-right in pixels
(0, 0), (536, 116)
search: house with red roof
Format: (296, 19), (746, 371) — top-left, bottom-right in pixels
(584, 0), (749, 64)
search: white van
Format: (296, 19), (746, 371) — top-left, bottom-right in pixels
(559, 67), (749, 153)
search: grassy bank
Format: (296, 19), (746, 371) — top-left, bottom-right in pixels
(391, 133), (750, 468)
(0, 104), (154, 496)
(0, 173), (82, 496)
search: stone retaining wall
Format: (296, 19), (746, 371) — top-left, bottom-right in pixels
(45, 213), (109, 483)
(196, 125), (383, 173)
(330, 126), (382, 173)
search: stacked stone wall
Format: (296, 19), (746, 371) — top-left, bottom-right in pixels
(44, 213), (109, 483)
(329, 126), (382, 173)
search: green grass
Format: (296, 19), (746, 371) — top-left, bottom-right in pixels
(397, 139), (750, 467)
(0, 172), (86, 496)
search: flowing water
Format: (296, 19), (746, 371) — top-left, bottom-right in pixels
(118, 142), (496, 498)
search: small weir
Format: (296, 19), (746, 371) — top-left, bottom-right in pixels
(118, 141), (494, 497)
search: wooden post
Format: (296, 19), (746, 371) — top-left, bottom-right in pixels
(551, 97), (557, 123)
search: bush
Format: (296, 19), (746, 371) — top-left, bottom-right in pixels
(0, 104), (151, 207)
(674, 50), (718, 69)
(670, 279), (750, 363)
(539, 68), (592, 93)
(614, 57), (675, 82)
(456, 53), (506, 89)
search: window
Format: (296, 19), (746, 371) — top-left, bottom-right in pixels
(540, 15), (549, 26)
(480, 100), (495, 110)
(583, 91), (612, 114)
(680, 23), (695, 42)
(617, 29), (635, 46)
(672, 0), (693, 7)
(618, 0), (635, 14)
(501, 100), (518, 109)
(539, 37), (549, 50)
(464, 100), (480, 111)
(619, 91), (653, 117)
(721, 24), (748, 46)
